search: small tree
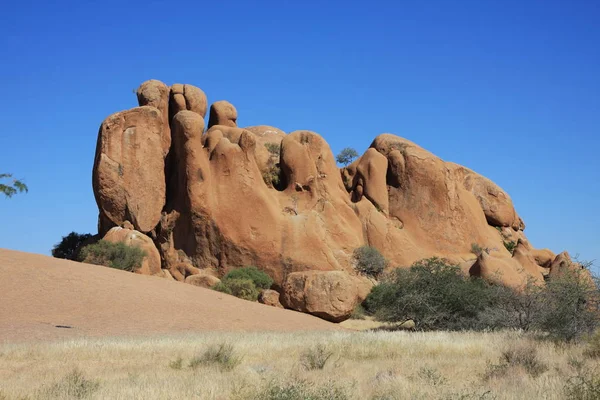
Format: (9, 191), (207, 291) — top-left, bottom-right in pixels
(1, 173), (28, 198)
(354, 246), (386, 278)
(336, 148), (358, 166)
(52, 232), (93, 260)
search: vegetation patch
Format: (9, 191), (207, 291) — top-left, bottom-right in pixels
(188, 343), (242, 371)
(213, 266), (274, 301)
(362, 257), (599, 338)
(79, 240), (146, 272)
(353, 246), (386, 278)
(52, 232), (93, 260)
(40, 368), (99, 399)
(300, 344), (334, 370)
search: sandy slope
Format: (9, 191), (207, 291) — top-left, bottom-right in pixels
(0, 249), (338, 343)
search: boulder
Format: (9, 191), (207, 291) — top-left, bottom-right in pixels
(185, 273), (221, 288)
(530, 248), (556, 268)
(170, 83), (208, 119)
(207, 100), (237, 129)
(470, 251), (528, 289)
(281, 271), (366, 322)
(102, 226), (162, 276)
(344, 148), (389, 212)
(92, 106), (166, 234)
(259, 289), (283, 308)
(136, 80), (171, 152)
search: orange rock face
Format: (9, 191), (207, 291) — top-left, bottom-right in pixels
(92, 106), (166, 234)
(92, 80), (570, 321)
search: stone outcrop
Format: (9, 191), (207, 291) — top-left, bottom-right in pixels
(91, 80), (572, 322)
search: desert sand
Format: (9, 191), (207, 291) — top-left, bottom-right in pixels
(0, 249), (338, 343)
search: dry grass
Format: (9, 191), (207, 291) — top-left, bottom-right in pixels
(0, 330), (595, 399)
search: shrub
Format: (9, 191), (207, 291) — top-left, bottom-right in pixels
(264, 142), (281, 156)
(475, 281), (543, 331)
(300, 344), (333, 370)
(364, 257), (496, 330)
(503, 240), (517, 254)
(471, 243), (490, 256)
(188, 343), (241, 371)
(169, 357), (184, 370)
(535, 268), (599, 342)
(483, 343), (547, 380)
(350, 304), (366, 320)
(223, 266), (273, 290)
(78, 240), (146, 272)
(353, 246), (386, 278)
(262, 165), (281, 188)
(362, 256), (599, 337)
(584, 330), (600, 358)
(257, 379), (348, 400)
(417, 367), (447, 386)
(500, 343), (548, 377)
(41, 368), (99, 399)
(52, 232), (93, 260)
(214, 278), (260, 301)
(564, 367), (600, 400)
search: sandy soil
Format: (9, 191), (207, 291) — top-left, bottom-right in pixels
(0, 249), (338, 343)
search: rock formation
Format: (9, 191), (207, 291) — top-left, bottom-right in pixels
(92, 79), (571, 322)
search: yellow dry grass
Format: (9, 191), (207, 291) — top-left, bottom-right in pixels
(0, 330), (594, 399)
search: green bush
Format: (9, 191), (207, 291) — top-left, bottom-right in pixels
(364, 257), (496, 330)
(214, 278), (260, 301)
(362, 256), (599, 338)
(52, 232), (93, 260)
(78, 240), (146, 272)
(353, 246), (386, 278)
(223, 266), (273, 290)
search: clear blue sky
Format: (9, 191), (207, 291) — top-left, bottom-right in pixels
(1, 0), (598, 272)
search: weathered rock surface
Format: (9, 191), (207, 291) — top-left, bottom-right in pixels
(136, 80), (171, 152)
(92, 106), (166, 234)
(207, 100), (237, 128)
(91, 81), (570, 321)
(170, 83), (208, 119)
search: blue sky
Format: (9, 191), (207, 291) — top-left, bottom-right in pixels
(1, 0), (598, 272)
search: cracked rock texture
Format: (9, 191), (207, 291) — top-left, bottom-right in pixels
(92, 79), (570, 321)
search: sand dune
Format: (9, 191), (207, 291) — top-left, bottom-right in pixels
(0, 249), (338, 343)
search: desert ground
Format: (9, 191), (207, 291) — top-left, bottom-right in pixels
(0, 248), (337, 343)
(1, 249), (597, 400)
